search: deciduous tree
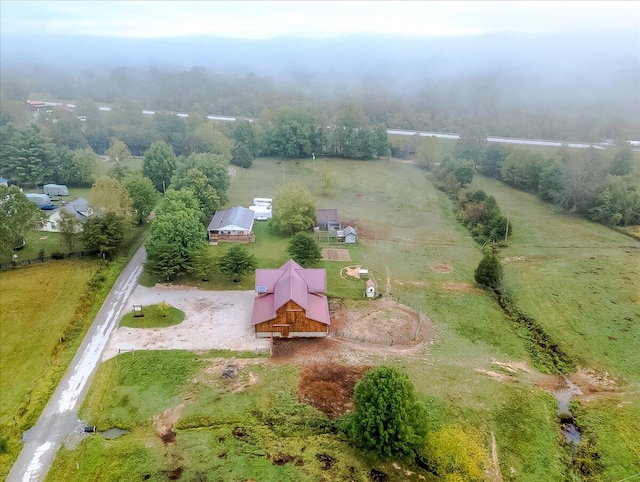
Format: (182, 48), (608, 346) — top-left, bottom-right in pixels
(58, 209), (83, 252)
(143, 140), (177, 192)
(105, 138), (132, 163)
(0, 185), (45, 260)
(271, 183), (317, 234)
(145, 189), (207, 279)
(55, 148), (98, 187)
(80, 212), (128, 259)
(124, 175), (160, 225)
(89, 177), (133, 218)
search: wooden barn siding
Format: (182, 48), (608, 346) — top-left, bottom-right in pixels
(254, 300), (328, 335)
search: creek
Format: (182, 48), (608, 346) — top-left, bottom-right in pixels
(100, 428), (130, 439)
(553, 376), (582, 445)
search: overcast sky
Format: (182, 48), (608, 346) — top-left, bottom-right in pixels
(2, 1), (638, 39)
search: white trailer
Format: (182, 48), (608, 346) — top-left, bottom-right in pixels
(252, 197), (272, 207)
(249, 205), (272, 220)
(43, 184), (69, 196)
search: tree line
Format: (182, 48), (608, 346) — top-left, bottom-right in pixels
(413, 127), (640, 229)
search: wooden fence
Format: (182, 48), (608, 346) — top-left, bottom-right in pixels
(0, 251), (89, 270)
(329, 297), (425, 346)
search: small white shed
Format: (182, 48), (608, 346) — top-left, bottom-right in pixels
(366, 279), (376, 298)
(343, 226), (357, 244)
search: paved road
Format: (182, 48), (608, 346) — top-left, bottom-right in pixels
(7, 246), (147, 482)
(33, 100), (639, 150)
(386, 129), (609, 150)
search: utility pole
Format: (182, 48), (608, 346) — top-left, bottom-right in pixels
(505, 208), (511, 243)
(162, 180), (166, 195)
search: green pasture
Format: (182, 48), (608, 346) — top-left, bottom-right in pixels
(470, 175), (640, 383)
(0, 260), (96, 475)
(46, 157), (640, 480)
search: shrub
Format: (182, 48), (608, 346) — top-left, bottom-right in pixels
(420, 425), (486, 481)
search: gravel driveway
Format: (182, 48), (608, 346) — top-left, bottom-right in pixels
(103, 285), (270, 360)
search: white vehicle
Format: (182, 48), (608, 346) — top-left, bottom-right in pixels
(252, 197), (272, 207)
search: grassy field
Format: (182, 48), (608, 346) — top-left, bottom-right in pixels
(0, 260), (97, 476)
(119, 304), (185, 329)
(470, 175), (640, 383)
(0, 261), (96, 422)
(46, 157), (640, 480)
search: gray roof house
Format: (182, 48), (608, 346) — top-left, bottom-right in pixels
(208, 206), (255, 243)
(44, 197), (93, 232)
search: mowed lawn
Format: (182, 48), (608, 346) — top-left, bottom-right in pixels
(470, 175), (640, 383)
(0, 260), (96, 427)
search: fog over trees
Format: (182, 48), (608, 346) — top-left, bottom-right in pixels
(1, 32), (638, 142)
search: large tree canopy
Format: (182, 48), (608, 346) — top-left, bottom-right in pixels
(0, 185), (45, 260)
(124, 174), (160, 225)
(270, 183), (317, 235)
(1, 125), (58, 187)
(145, 189), (207, 280)
(172, 152), (230, 206)
(80, 211), (128, 259)
(142, 140), (177, 192)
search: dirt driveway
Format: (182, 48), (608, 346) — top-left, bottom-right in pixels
(103, 285), (270, 360)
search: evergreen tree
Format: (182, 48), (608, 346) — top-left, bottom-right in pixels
(350, 366), (426, 459)
(216, 244), (257, 282)
(474, 249), (503, 289)
(287, 233), (322, 267)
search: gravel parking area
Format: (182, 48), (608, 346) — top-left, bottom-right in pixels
(103, 285), (270, 360)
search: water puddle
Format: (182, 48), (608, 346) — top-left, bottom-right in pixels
(553, 376), (582, 445)
(100, 428), (130, 439)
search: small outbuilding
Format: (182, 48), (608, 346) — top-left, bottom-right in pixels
(43, 184), (69, 196)
(208, 206), (255, 243)
(366, 279), (376, 298)
(252, 259), (330, 338)
(315, 208), (341, 231)
(342, 226), (357, 244)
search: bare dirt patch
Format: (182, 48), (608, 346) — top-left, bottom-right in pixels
(270, 300), (435, 366)
(430, 261), (453, 273)
(332, 298), (424, 344)
(297, 363), (371, 417)
(439, 281), (479, 292)
(321, 248), (352, 261)
(155, 404), (184, 445)
(191, 358), (261, 392)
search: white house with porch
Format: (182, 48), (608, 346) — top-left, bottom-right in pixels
(208, 206), (255, 243)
